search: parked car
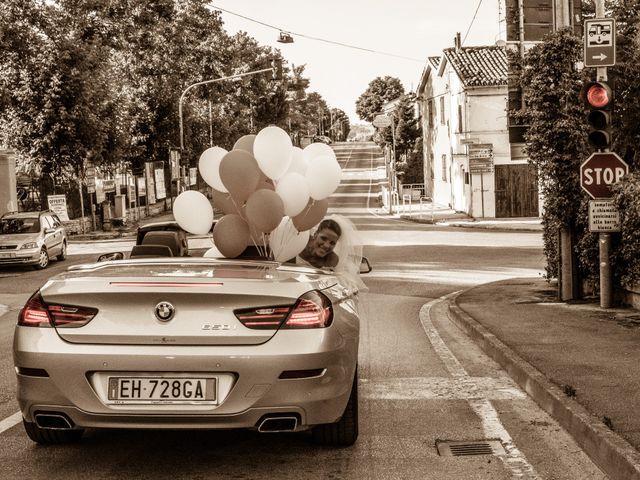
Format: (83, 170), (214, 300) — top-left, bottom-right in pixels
(313, 135), (332, 145)
(0, 210), (67, 269)
(14, 256), (365, 446)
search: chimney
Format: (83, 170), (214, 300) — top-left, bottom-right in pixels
(454, 32), (461, 52)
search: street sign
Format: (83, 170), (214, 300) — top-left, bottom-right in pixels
(372, 115), (392, 128)
(584, 18), (616, 67)
(589, 199), (620, 232)
(468, 143), (494, 173)
(580, 152), (628, 199)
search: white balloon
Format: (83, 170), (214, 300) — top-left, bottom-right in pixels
(172, 191), (214, 235)
(275, 172), (310, 217)
(287, 146), (307, 175)
(269, 217), (310, 262)
(305, 155), (342, 200)
(302, 142), (335, 164)
(198, 146), (228, 192)
(253, 126), (293, 180)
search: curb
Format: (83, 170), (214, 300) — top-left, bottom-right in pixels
(446, 294), (640, 480)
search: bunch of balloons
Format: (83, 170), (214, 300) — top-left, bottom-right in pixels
(172, 125), (342, 260)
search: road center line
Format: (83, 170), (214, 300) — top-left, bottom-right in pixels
(420, 296), (541, 479)
(0, 411), (22, 434)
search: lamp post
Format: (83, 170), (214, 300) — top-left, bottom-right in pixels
(179, 67), (275, 151)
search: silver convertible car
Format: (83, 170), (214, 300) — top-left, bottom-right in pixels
(13, 256), (367, 446)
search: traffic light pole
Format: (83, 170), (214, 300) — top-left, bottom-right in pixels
(595, 0), (613, 308)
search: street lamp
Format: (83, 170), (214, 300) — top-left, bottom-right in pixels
(179, 66), (277, 151)
(176, 62), (282, 191)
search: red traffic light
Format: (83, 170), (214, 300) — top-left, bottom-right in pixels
(585, 82), (612, 109)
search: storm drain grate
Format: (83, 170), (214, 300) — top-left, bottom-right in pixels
(436, 439), (506, 457)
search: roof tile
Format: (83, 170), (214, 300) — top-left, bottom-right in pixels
(442, 46), (507, 87)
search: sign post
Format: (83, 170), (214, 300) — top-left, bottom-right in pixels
(580, 153), (628, 308)
(373, 114), (395, 214)
(468, 144), (493, 218)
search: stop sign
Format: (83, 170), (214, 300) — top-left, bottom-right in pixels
(580, 152), (629, 199)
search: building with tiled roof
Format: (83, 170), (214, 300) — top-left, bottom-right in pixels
(416, 34), (515, 218)
(440, 46), (507, 87)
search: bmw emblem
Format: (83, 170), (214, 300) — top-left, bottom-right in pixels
(154, 301), (175, 322)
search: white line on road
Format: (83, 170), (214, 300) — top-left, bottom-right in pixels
(420, 296), (541, 479)
(0, 411), (22, 434)
(360, 376), (526, 400)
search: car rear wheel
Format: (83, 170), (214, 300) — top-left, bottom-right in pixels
(56, 241), (67, 261)
(22, 419), (83, 444)
(34, 248), (49, 269)
(312, 366), (358, 446)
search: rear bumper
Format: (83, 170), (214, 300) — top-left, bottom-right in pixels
(14, 323), (358, 430)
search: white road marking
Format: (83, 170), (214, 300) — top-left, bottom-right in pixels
(360, 376), (526, 400)
(0, 304), (9, 316)
(0, 411), (22, 434)
(420, 295), (541, 479)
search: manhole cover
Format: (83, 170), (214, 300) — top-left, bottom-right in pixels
(436, 439), (506, 457)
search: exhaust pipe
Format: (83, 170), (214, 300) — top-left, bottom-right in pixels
(257, 416), (298, 433)
(35, 413), (73, 430)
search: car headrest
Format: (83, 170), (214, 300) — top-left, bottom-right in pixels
(130, 244), (174, 258)
(142, 231), (182, 256)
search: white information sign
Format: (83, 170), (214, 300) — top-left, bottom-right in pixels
(47, 195), (70, 221)
(589, 199), (620, 232)
(136, 176), (146, 197)
(154, 167), (166, 200)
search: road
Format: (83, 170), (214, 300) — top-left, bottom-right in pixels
(0, 142), (607, 479)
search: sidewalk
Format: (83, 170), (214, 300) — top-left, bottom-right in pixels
(394, 200), (543, 232)
(447, 277), (640, 480)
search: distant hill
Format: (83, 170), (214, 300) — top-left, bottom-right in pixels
(347, 123), (374, 142)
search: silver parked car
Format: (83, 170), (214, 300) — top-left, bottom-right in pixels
(0, 210), (67, 269)
(13, 256), (365, 446)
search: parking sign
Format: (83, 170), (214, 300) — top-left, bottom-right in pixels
(584, 18), (616, 67)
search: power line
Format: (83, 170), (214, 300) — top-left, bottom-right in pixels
(462, 0), (484, 45)
(210, 3), (425, 63)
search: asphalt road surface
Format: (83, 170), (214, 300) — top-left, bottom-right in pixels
(0, 142), (607, 479)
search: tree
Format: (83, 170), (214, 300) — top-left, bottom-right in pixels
(518, 28), (591, 280)
(0, 0), (122, 209)
(355, 76), (404, 122)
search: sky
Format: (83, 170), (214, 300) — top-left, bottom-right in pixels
(209, 0), (505, 124)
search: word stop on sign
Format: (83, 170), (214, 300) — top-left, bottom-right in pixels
(582, 167), (626, 186)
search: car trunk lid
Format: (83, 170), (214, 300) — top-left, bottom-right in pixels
(43, 259), (333, 346)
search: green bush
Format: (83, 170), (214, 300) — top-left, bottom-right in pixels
(613, 172), (640, 287)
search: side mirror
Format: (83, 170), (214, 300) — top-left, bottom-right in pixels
(359, 257), (372, 274)
(44, 228), (55, 234)
(97, 252), (125, 262)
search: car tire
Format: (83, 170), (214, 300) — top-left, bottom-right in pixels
(34, 248), (49, 270)
(56, 241), (67, 261)
(312, 366), (358, 446)
(22, 419), (83, 444)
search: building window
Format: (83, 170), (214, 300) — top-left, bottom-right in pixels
(441, 154), (447, 182)
(457, 104), (463, 133)
(429, 153), (434, 179)
(428, 100), (434, 127)
(440, 97), (445, 125)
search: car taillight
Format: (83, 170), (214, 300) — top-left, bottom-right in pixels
(234, 305), (292, 329)
(234, 291), (333, 330)
(282, 291), (333, 329)
(18, 292), (98, 328)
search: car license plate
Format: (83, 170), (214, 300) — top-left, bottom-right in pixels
(107, 376), (216, 404)
(0, 252), (16, 259)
